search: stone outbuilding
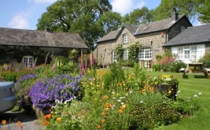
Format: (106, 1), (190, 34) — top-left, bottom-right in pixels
(0, 27), (88, 66)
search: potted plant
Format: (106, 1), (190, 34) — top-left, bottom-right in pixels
(152, 74), (179, 100)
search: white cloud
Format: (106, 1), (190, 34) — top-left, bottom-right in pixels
(8, 8), (35, 29)
(34, 0), (57, 4)
(9, 15), (29, 29)
(111, 0), (145, 16)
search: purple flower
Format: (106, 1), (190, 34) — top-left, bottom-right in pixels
(29, 74), (83, 114)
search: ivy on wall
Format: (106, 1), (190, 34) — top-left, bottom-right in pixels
(128, 42), (141, 63)
(115, 44), (123, 61)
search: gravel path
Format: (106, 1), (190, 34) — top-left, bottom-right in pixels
(0, 111), (44, 130)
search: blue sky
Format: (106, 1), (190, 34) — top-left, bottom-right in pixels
(0, 0), (200, 30)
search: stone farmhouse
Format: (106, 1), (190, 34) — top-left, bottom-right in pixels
(0, 27), (88, 67)
(164, 24), (210, 64)
(94, 8), (192, 68)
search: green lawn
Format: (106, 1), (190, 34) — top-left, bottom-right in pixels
(145, 71), (210, 130)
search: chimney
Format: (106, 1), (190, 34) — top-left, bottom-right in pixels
(171, 7), (178, 21)
(46, 26), (52, 33)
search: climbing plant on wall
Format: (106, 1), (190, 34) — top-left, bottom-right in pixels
(115, 44), (123, 61)
(128, 42), (141, 63)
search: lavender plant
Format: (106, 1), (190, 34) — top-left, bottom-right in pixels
(29, 74), (84, 114)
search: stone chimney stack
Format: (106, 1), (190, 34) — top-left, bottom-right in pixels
(171, 7), (178, 21)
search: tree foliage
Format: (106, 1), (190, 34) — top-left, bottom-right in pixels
(198, 0), (210, 23)
(151, 0), (203, 23)
(122, 7), (152, 24)
(36, 0), (122, 50)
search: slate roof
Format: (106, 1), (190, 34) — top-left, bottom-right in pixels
(163, 24), (210, 47)
(97, 15), (189, 43)
(0, 27), (88, 49)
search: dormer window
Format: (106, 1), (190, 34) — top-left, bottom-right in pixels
(122, 33), (128, 44)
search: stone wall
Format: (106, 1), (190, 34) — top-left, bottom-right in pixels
(168, 18), (191, 41)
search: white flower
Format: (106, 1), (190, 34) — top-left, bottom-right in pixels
(117, 100), (121, 102)
(112, 91), (115, 94)
(194, 94), (197, 98)
(140, 100), (144, 103)
(177, 90), (181, 93)
(198, 92), (202, 95)
(121, 102), (124, 105)
(55, 99), (60, 104)
(129, 90), (133, 93)
(119, 97), (125, 100)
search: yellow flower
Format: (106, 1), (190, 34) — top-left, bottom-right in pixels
(168, 90), (172, 94)
(56, 117), (62, 123)
(1, 120), (7, 125)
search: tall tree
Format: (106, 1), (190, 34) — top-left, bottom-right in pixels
(151, 0), (202, 23)
(36, 0), (121, 50)
(122, 7), (152, 25)
(198, 0), (210, 23)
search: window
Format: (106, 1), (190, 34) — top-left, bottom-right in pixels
(22, 56), (34, 68)
(123, 49), (128, 60)
(178, 47), (183, 59)
(139, 48), (152, 60)
(191, 46), (197, 60)
(122, 33), (128, 44)
(184, 47), (190, 59)
(112, 50), (117, 63)
(180, 26), (186, 32)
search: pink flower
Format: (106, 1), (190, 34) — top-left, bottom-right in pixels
(89, 52), (94, 66)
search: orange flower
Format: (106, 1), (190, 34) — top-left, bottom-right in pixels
(105, 103), (111, 108)
(97, 125), (102, 129)
(104, 107), (109, 111)
(46, 114), (52, 119)
(100, 119), (106, 123)
(101, 112), (105, 117)
(44, 121), (50, 126)
(1, 120), (7, 125)
(102, 95), (108, 100)
(118, 109), (123, 114)
(1, 128), (6, 130)
(150, 87), (154, 92)
(81, 110), (86, 115)
(16, 121), (21, 126)
(56, 117), (62, 123)
(120, 104), (126, 110)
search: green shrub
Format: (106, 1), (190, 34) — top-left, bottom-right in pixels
(199, 53), (210, 68)
(152, 64), (161, 71)
(103, 63), (125, 90)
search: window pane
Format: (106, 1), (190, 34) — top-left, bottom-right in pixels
(123, 49), (128, 60)
(123, 34), (128, 44)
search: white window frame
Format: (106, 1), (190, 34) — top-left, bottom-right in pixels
(139, 48), (152, 60)
(184, 47), (190, 59)
(22, 56), (34, 68)
(112, 50), (117, 63)
(123, 49), (128, 60)
(122, 33), (128, 44)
